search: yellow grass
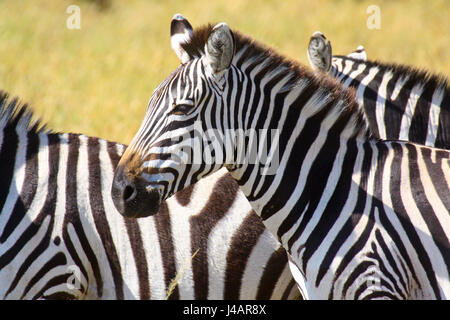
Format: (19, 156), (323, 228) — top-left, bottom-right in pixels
(165, 248), (199, 300)
(0, 0), (449, 144)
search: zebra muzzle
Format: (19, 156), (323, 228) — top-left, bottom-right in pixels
(111, 164), (162, 218)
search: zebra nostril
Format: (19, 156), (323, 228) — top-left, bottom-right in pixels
(123, 184), (136, 203)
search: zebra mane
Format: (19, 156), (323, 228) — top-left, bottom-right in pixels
(334, 55), (450, 93)
(0, 90), (52, 135)
(181, 24), (369, 136)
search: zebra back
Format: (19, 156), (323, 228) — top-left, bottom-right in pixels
(307, 32), (450, 149)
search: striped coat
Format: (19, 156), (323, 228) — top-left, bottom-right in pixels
(0, 92), (298, 299)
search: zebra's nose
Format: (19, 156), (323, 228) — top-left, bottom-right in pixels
(111, 165), (161, 218)
(122, 184), (137, 204)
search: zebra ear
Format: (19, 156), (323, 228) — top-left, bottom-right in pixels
(170, 13), (194, 64)
(347, 45), (367, 61)
(307, 31), (332, 73)
(204, 23), (235, 78)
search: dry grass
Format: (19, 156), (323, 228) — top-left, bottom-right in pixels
(0, 0), (448, 144)
(165, 248), (199, 300)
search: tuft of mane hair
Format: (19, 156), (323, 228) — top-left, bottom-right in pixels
(180, 24), (370, 137)
(0, 90), (52, 134)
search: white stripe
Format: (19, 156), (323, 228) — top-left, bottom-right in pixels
(399, 144), (444, 298)
(75, 135), (113, 299)
(342, 63), (367, 89)
(381, 142), (433, 298)
(95, 137), (139, 299)
(398, 83), (425, 141)
(271, 259), (300, 299)
(4, 134), (50, 249)
(414, 146), (450, 298)
(355, 66), (380, 111)
(247, 71), (294, 197)
(207, 183), (253, 299)
(261, 90), (333, 235)
(337, 60), (354, 82)
(425, 87), (445, 146)
(375, 71), (394, 140)
(4, 215), (52, 299)
(390, 75), (409, 101)
(240, 230), (278, 299)
(52, 133), (68, 242)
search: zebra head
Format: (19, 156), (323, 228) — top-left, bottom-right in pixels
(112, 15), (238, 218)
(307, 31), (367, 73)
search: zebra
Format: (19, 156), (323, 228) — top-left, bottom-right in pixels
(111, 15), (450, 299)
(0, 91), (299, 299)
(307, 31), (450, 149)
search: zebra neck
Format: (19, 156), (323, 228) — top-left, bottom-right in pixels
(231, 136), (371, 245)
(227, 86), (369, 235)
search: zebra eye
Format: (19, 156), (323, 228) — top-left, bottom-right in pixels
(169, 103), (193, 116)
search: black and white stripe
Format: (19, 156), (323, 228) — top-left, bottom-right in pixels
(112, 16), (450, 299)
(307, 32), (450, 149)
(0, 91), (298, 299)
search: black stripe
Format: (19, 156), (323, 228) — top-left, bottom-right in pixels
(420, 148), (450, 211)
(87, 137), (124, 299)
(315, 140), (370, 286)
(274, 101), (337, 237)
(388, 143), (441, 298)
(175, 184), (194, 206)
(362, 67), (383, 138)
(382, 72), (404, 140)
(0, 128), (18, 223)
(347, 60), (370, 89)
(0, 103), (29, 215)
(368, 243), (401, 297)
(224, 211), (265, 299)
(7, 134), (60, 298)
(256, 246), (289, 300)
(302, 132), (364, 276)
(153, 201), (179, 299)
(250, 71), (293, 197)
(22, 252), (67, 298)
(390, 75), (418, 138)
(281, 279), (298, 300)
(1, 131), (39, 243)
(330, 196), (376, 299)
(190, 173), (239, 299)
(341, 260), (373, 298)
(259, 82), (323, 221)
(32, 274), (78, 300)
(375, 229), (408, 296)
(409, 83), (435, 145)
(124, 219), (150, 299)
(407, 145), (450, 277)
(338, 59), (359, 85)
(105, 140), (151, 299)
(373, 141), (421, 291)
(435, 90), (450, 149)
(63, 133), (102, 297)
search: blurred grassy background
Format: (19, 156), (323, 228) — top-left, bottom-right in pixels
(0, 0), (448, 144)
